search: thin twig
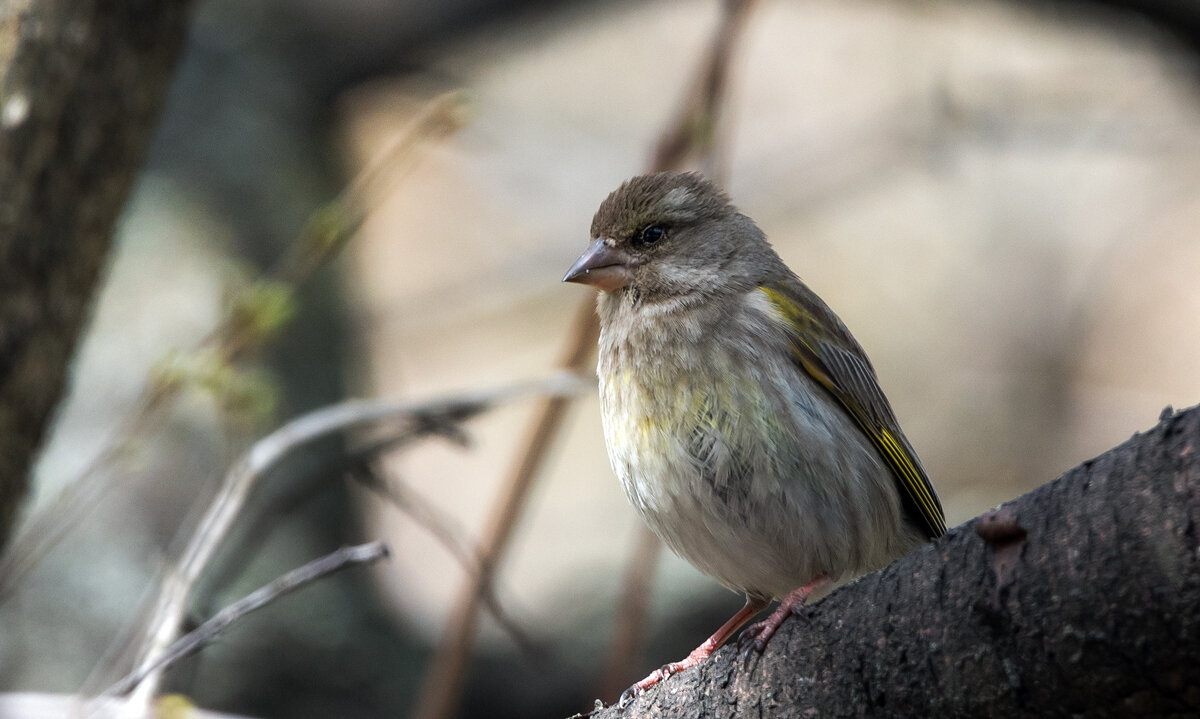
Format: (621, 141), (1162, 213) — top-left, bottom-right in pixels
(595, 524), (663, 699)
(414, 300), (599, 719)
(412, 3), (761, 716)
(257, 91), (470, 295)
(350, 462), (544, 660)
(652, 0), (760, 176)
(102, 540), (389, 699)
(123, 372), (584, 705)
(0, 91), (470, 604)
(0, 384), (176, 603)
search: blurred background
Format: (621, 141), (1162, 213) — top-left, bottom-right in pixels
(2, 0), (1200, 717)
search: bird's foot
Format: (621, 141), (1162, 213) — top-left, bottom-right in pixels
(616, 596), (768, 708)
(617, 652), (706, 708)
(738, 574), (830, 666)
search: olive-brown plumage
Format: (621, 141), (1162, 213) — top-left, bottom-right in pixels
(564, 171), (945, 704)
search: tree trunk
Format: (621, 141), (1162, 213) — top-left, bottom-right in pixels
(602, 404), (1200, 718)
(0, 0), (191, 548)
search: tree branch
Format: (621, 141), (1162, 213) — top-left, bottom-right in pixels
(0, 0), (192, 549)
(0, 90), (468, 603)
(349, 461), (544, 661)
(102, 540), (390, 699)
(123, 372), (582, 704)
(597, 404), (1200, 718)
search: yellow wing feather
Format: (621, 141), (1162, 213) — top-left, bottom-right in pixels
(759, 284), (946, 538)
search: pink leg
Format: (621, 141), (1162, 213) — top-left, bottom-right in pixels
(618, 596), (768, 707)
(738, 573), (831, 659)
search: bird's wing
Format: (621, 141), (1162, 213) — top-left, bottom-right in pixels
(758, 281), (947, 539)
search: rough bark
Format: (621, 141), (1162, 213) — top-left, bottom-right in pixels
(0, 0), (191, 548)
(602, 404), (1200, 719)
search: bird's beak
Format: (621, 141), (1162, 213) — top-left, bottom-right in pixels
(562, 238), (633, 292)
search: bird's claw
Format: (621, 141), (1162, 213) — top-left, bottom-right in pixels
(736, 623), (766, 666)
(743, 638), (766, 669)
(617, 687), (640, 710)
(618, 664), (676, 709)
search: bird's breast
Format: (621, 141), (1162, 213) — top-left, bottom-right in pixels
(594, 293), (918, 598)
(597, 325), (795, 545)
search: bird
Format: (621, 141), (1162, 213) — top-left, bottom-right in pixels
(562, 171), (946, 705)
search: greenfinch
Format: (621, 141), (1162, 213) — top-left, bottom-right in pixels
(563, 171), (946, 704)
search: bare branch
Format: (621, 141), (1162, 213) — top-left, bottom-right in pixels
(0, 0), (192, 552)
(122, 372), (584, 705)
(595, 525), (663, 699)
(350, 463), (544, 660)
(651, 0), (761, 175)
(0, 92), (470, 603)
(102, 541), (390, 699)
(414, 299), (600, 719)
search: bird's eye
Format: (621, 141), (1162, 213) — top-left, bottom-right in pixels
(634, 224), (665, 247)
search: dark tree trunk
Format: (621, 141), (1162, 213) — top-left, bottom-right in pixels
(602, 404), (1200, 718)
(0, 0), (192, 548)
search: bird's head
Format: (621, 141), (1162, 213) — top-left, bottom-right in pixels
(563, 172), (774, 303)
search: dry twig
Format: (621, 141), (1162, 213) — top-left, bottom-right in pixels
(102, 540), (390, 699)
(0, 92), (468, 604)
(414, 300), (600, 719)
(595, 523), (664, 700)
(122, 372), (583, 706)
(651, 0), (760, 175)
(349, 461), (543, 659)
